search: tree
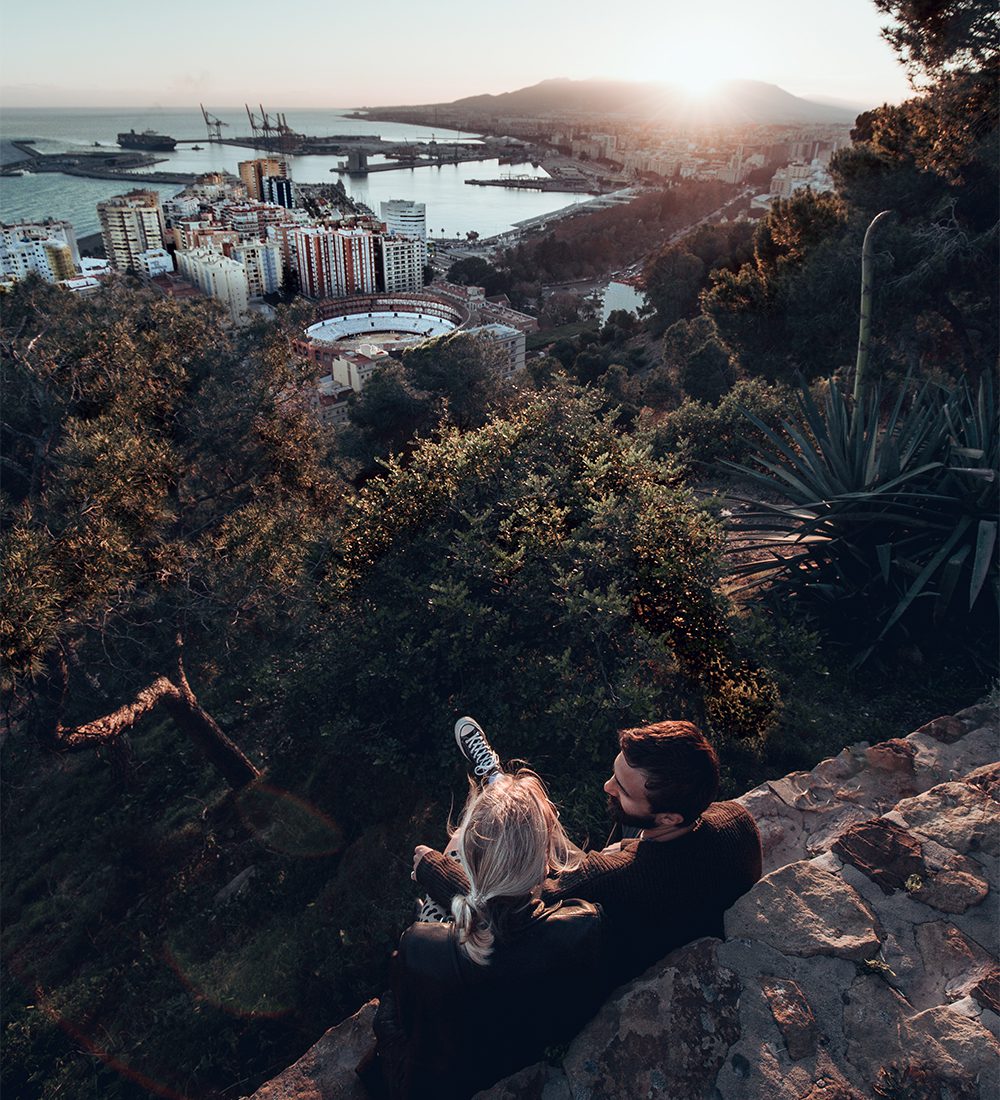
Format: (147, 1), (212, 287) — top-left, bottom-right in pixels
(701, 192), (860, 382)
(402, 332), (511, 431)
(446, 256), (508, 296)
(1, 281), (338, 786)
(338, 332), (514, 477)
(643, 248), (705, 332)
(661, 318), (735, 405)
(873, 0), (997, 81)
(295, 387), (779, 789)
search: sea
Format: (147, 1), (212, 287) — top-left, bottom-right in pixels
(0, 107), (592, 240)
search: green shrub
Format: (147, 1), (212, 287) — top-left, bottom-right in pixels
(647, 378), (793, 471)
(300, 386), (779, 786)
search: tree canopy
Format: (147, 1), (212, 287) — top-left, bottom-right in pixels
(1, 280), (338, 778)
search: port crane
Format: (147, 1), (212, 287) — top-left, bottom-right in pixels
(200, 104), (229, 143)
(245, 104), (303, 154)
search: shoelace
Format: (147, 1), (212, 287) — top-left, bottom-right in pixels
(461, 729), (498, 776)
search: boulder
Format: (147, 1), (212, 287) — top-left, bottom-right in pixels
(725, 861), (881, 961)
(561, 938), (742, 1100)
(245, 1000), (376, 1100)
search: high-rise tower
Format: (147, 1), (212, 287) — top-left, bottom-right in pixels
(97, 191), (166, 272)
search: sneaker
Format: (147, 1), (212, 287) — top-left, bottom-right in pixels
(454, 716), (501, 781)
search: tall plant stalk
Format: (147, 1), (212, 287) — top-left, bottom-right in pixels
(853, 210), (893, 403)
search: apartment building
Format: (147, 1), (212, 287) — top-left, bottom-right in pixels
(261, 175), (296, 209)
(97, 191), (167, 272)
(1, 219), (80, 264)
(468, 323), (526, 377)
(238, 158), (288, 202)
(377, 234), (425, 293)
(176, 246), (249, 321)
(380, 199), (427, 241)
(0, 236), (77, 284)
(231, 240), (283, 298)
(294, 225), (377, 299)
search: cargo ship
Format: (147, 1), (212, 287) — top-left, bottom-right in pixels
(117, 129), (177, 152)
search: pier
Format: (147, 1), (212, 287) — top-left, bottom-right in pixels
(465, 177), (600, 193)
(1, 141), (196, 184)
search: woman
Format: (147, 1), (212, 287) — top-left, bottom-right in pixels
(371, 770), (605, 1099)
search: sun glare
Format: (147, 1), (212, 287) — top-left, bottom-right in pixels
(674, 70), (723, 99)
(627, 38), (745, 100)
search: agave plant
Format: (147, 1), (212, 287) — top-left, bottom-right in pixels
(725, 375), (998, 662)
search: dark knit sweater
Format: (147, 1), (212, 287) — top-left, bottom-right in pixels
(415, 800), (761, 989)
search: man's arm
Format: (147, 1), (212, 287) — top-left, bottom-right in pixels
(541, 846), (634, 907)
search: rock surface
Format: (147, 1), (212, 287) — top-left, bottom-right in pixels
(246, 1000), (377, 1100)
(246, 702), (999, 1099)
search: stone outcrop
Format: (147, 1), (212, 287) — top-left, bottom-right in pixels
(246, 701), (999, 1099)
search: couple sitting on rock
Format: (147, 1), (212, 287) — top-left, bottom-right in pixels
(368, 717), (762, 1099)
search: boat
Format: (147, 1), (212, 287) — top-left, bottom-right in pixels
(191, 144), (203, 150)
(117, 129), (177, 152)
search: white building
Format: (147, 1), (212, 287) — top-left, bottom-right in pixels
(1, 219), (80, 264)
(162, 194), (202, 225)
(378, 235), (425, 293)
(469, 323), (526, 378)
(186, 172), (247, 202)
(316, 375), (353, 426)
(769, 161), (834, 200)
(0, 236), (77, 283)
(327, 343), (390, 393)
(135, 248), (174, 278)
(380, 199), (427, 242)
(231, 240), (283, 298)
(97, 191), (167, 272)
(176, 246), (250, 322)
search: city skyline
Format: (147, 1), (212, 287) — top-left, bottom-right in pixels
(2, 0), (914, 111)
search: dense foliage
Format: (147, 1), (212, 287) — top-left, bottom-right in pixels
(338, 331), (514, 476)
(1, 282), (337, 761)
(448, 182), (739, 309)
(3, 5), (999, 1096)
(297, 387), (779, 786)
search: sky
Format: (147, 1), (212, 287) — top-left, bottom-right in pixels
(1, 0), (913, 110)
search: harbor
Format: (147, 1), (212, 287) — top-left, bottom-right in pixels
(0, 107), (604, 240)
(2, 140), (197, 184)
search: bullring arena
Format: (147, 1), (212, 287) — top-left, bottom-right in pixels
(297, 289), (530, 424)
(303, 293), (470, 357)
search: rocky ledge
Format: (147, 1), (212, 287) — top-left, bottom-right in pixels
(246, 702), (999, 1100)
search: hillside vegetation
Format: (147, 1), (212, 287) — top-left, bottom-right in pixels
(2, 2), (998, 1096)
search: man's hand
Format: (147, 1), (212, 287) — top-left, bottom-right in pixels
(411, 844), (433, 880)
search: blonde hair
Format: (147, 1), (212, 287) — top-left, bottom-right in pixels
(450, 769), (582, 966)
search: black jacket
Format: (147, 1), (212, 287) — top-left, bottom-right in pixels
(416, 801), (762, 992)
(373, 897), (604, 1099)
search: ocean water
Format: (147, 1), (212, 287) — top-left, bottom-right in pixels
(0, 107), (590, 239)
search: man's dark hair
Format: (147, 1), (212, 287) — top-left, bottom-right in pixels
(618, 721), (719, 825)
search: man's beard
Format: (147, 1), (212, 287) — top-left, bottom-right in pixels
(607, 794), (657, 830)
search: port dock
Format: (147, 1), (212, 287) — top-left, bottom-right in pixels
(0, 141), (196, 183)
(465, 176), (600, 192)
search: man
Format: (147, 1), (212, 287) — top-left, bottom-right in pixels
(414, 717), (762, 990)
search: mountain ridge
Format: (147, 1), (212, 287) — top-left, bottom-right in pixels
(360, 77), (860, 125)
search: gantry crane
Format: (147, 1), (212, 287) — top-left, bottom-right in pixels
(244, 104), (304, 154)
(200, 104), (229, 143)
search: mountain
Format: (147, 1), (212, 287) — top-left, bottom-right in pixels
(364, 78), (860, 126)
